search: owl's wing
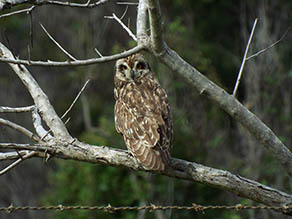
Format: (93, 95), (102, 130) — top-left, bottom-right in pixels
(114, 80), (172, 170)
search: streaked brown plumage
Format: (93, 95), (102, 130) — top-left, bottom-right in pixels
(114, 53), (173, 170)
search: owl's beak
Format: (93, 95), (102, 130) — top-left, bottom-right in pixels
(130, 70), (135, 80)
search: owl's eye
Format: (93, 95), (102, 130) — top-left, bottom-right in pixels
(136, 62), (146, 70)
(119, 64), (127, 71)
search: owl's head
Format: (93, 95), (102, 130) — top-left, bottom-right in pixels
(115, 53), (151, 82)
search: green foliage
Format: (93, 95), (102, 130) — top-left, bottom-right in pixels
(44, 161), (138, 219)
(169, 17), (186, 34)
(222, 212), (241, 219)
(288, 70), (292, 79)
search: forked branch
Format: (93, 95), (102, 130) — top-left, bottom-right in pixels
(142, 0), (292, 177)
(0, 43), (71, 140)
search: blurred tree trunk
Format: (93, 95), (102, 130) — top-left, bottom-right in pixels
(239, 0), (292, 218)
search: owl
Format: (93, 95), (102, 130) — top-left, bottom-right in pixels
(114, 53), (173, 171)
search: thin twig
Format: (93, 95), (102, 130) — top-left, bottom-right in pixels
(36, 75), (84, 142)
(105, 13), (137, 41)
(0, 118), (40, 141)
(40, 129), (53, 141)
(61, 79), (90, 120)
(94, 48), (103, 57)
(0, 105), (35, 113)
(40, 23), (77, 61)
(246, 26), (291, 61)
(117, 2), (139, 5)
(0, 6), (35, 19)
(0, 151), (37, 176)
(232, 18), (258, 96)
(120, 5), (129, 20)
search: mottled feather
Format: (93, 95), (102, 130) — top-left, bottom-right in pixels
(114, 53), (173, 170)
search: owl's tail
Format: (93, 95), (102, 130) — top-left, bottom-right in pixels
(130, 142), (170, 171)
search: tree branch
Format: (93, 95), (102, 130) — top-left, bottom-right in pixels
(157, 45), (292, 177)
(246, 26), (291, 60)
(0, 118), (40, 141)
(0, 151), (29, 161)
(0, 43), (72, 141)
(146, 0), (292, 178)
(0, 5), (35, 19)
(136, 0), (148, 43)
(0, 151), (38, 176)
(148, 0), (164, 54)
(0, 0), (109, 11)
(40, 23), (77, 61)
(233, 18), (258, 96)
(0, 44), (145, 66)
(0, 141), (291, 214)
(60, 79), (90, 120)
(105, 13), (137, 42)
(0, 105), (35, 113)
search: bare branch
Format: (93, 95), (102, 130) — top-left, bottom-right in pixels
(0, 118), (40, 141)
(136, 0), (148, 43)
(0, 0), (109, 11)
(0, 42), (72, 141)
(0, 141), (291, 214)
(0, 151), (37, 176)
(61, 79), (90, 120)
(0, 105), (35, 113)
(143, 1), (292, 177)
(40, 23), (77, 61)
(148, 0), (164, 54)
(0, 151), (29, 161)
(120, 4), (128, 20)
(35, 0), (109, 8)
(157, 45), (292, 177)
(0, 44), (144, 66)
(105, 13), (137, 41)
(0, 5), (35, 19)
(117, 2), (139, 5)
(94, 48), (103, 57)
(233, 18), (258, 96)
(246, 26), (291, 60)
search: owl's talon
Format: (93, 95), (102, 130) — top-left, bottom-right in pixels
(126, 151), (133, 158)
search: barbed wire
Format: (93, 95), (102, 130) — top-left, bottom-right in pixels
(1, 203), (292, 214)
